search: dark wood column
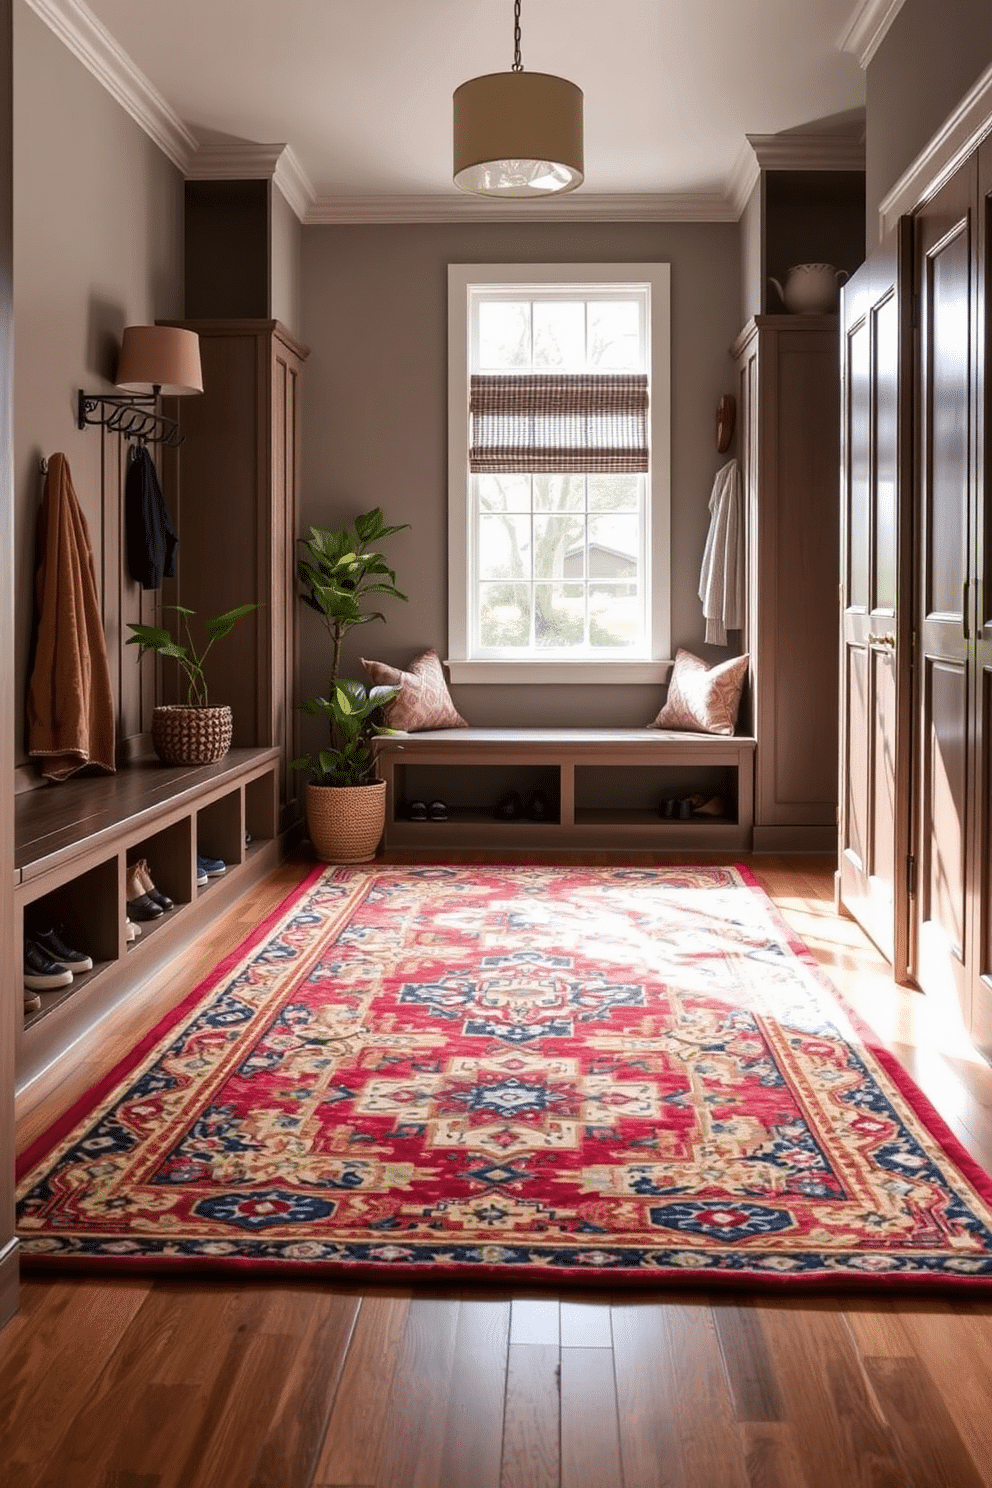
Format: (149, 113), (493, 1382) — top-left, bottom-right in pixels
(0, 0), (20, 1327)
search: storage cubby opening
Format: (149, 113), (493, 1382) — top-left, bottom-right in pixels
(196, 788), (244, 879)
(574, 764), (739, 824)
(394, 763), (561, 825)
(22, 856), (120, 1024)
(245, 768), (278, 850)
(127, 819), (193, 911)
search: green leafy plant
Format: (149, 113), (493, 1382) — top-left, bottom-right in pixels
(294, 678), (402, 787)
(297, 506), (409, 686)
(295, 506), (409, 788)
(126, 603), (258, 707)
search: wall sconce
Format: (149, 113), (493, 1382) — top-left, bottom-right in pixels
(78, 325), (203, 448)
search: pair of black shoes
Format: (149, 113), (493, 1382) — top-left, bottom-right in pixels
(24, 928), (93, 994)
(407, 799), (448, 822)
(494, 790), (552, 822)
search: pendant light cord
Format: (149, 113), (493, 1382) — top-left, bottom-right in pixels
(512, 0), (523, 71)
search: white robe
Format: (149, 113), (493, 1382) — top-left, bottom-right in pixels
(698, 458), (743, 646)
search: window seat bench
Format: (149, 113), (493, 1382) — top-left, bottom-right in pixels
(376, 728), (756, 854)
(15, 746), (282, 1095)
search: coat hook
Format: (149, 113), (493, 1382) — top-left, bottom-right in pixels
(39, 456), (49, 474)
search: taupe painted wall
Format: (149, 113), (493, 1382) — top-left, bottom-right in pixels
(300, 221), (740, 731)
(13, 1), (184, 763)
(270, 186), (302, 338)
(866, 0), (992, 231)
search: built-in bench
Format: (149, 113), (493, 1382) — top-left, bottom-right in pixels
(15, 746), (282, 1094)
(376, 728), (756, 853)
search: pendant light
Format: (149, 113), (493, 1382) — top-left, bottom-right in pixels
(453, 0), (584, 198)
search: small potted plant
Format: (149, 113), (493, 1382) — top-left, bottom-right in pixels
(293, 679), (402, 861)
(294, 506), (408, 861)
(127, 603), (257, 765)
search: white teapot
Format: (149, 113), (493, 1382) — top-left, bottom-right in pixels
(768, 263), (849, 315)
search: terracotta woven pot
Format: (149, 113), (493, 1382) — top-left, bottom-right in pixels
(306, 779), (387, 863)
(152, 704), (233, 766)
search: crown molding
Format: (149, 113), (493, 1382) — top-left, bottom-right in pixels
(744, 132), (866, 172)
(302, 191), (739, 226)
(727, 143), (761, 218)
(185, 141), (314, 220)
(838, 0), (907, 69)
(23, 0), (196, 170)
(878, 57), (992, 238)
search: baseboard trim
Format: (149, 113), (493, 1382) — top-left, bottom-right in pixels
(0, 1235), (19, 1330)
(752, 824), (837, 853)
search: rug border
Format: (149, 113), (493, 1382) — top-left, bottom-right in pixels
(16, 861), (328, 1181)
(17, 859), (992, 1294)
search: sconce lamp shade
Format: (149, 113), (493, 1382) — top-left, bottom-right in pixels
(453, 71), (583, 197)
(115, 325), (203, 396)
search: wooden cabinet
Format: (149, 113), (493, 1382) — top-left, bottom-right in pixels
(838, 140), (992, 1059)
(163, 320), (308, 827)
(732, 316), (840, 849)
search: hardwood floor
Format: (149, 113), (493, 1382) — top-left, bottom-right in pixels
(6, 852), (992, 1488)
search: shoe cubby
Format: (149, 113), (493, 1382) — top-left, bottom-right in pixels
(574, 764), (739, 824)
(245, 769), (279, 851)
(377, 729), (756, 853)
(393, 763), (561, 825)
(21, 856), (120, 1027)
(14, 747), (283, 1094)
(125, 819), (192, 949)
(196, 788), (244, 883)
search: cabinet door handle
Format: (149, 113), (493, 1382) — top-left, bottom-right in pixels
(964, 578), (970, 641)
(868, 632), (896, 649)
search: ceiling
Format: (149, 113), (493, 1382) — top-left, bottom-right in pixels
(56, 0), (877, 219)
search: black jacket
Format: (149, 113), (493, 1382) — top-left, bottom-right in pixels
(125, 446), (178, 590)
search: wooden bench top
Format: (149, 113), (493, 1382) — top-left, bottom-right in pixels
(15, 746), (280, 882)
(377, 727), (756, 751)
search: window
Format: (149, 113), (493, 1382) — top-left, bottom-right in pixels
(448, 264), (670, 684)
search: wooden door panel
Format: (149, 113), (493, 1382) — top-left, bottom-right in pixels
(969, 138), (992, 1053)
(873, 292), (899, 614)
(838, 226), (911, 970)
(844, 643), (869, 870)
(915, 162), (975, 1020)
(925, 227), (971, 618)
(923, 657), (968, 959)
(870, 647), (898, 890)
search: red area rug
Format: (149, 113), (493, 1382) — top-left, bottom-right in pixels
(17, 863), (992, 1288)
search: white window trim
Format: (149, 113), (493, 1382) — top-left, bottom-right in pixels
(446, 262), (672, 685)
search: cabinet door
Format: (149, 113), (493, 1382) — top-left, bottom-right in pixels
(838, 224), (913, 974)
(968, 138), (992, 1056)
(914, 159), (977, 1027)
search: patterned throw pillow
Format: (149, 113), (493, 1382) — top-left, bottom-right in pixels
(650, 648), (749, 736)
(360, 649), (467, 732)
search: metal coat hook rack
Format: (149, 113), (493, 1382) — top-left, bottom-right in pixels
(76, 389), (183, 448)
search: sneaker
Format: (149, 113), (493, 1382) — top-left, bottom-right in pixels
(195, 864), (208, 887)
(24, 939), (74, 991)
(197, 853), (226, 878)
(24, 989), (41, 1015)
(34, 927), (94, 973)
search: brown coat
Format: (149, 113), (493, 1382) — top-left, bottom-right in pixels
(27, 452), (115, 779)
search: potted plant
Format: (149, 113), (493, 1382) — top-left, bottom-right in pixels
(294, 679), (402, 862)
(127, 603), (257, 765)
(294, 506), (408, 861)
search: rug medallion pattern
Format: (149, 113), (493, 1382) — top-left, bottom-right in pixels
(17, 864), (992, 1286)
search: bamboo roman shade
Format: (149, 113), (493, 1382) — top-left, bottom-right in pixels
(469, 372), (649, 474)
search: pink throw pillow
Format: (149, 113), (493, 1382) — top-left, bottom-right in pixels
(650, 648), (748, 736)
(360, 649), (467, 732)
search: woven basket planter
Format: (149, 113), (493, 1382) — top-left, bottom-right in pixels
(152, 704), (233, 766)
(306, 779), (387, 864)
